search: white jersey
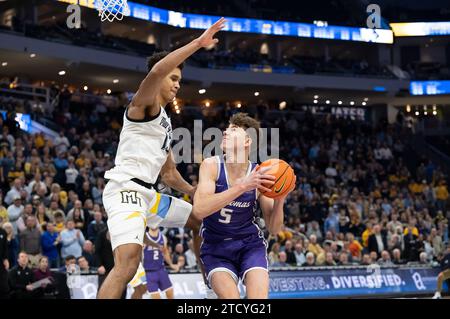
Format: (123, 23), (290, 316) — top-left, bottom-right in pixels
(104, 106), (172, 184)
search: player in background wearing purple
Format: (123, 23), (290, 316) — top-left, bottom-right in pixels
(143, 227), (178, 299)
(193, 113), (296, 299)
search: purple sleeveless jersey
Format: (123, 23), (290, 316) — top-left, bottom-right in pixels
(143, 231), (172, 292)
(200, 155), (268, 286)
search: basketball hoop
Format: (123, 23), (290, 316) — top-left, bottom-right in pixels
(97, 0), (130, 22)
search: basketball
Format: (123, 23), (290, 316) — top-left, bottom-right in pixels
(257, 159), (295, 199)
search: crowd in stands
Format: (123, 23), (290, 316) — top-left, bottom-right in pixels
(0, 80), (449, 298)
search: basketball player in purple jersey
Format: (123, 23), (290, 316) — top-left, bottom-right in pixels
(193, 113), (296, 299)
(143, 227), (178, 299)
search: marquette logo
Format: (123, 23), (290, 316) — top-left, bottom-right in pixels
(120, 191), (142, 206)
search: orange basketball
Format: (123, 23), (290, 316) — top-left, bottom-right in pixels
(257, 159), (295, 199)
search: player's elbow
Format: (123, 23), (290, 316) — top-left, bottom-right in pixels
(192, 202), (211, 220)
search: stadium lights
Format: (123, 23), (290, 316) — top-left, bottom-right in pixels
(279, 101), (287, 110)
(433, 111), (437, 116)
(176, 109), (180, 114)
(313, 100), (318, 104)
(173, 100), (178, 106)
(364, 97), (369, 102)
(406, 105), (411, 112)
(325, 100), (330, 104)
(30, 53), (36, 58)
(113, 79), (119, 84)
(107, 89), (111, 94)
(198, 89), (206, 94)
(1, 62), (7, 67)
(350, 101), (355, 105)
(83, 86), (88, 91)
(433, 104), (437, 111)
(424, 111), (428, 115)
(362, 102), (367, 106)
(237, 103), (242, 108)
(58, 70), (66, 75)
(254, 92), (260, 97)
(174, 105), (179, 110)
(338, 101), (342, 105)
(205, 101), (210, 107)
(314, 95), (319, 99)
(415, 111), (420, 116)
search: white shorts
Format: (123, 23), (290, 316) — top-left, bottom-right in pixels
(129, 262), (147, 288)
(103, 179), (192, 251)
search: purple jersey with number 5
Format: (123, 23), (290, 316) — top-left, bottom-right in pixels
(200, 155), (261, 243)
(143, 231), (164, 271)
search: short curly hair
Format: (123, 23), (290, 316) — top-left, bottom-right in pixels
(229, 112), (261, 131)
(147, 51), (185, 72)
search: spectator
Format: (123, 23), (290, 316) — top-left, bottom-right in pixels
(175, 255), (186, 271)
(419, 252), (429, 265)
(172, 243), (185, 264)
(5, 179), (23, 206)
(94, 228), (113, 288)
(283, 240), (297, 265)
(60, 220), (85, 259)
(271, 251), (289, 267)
(41, 223), (60, 268)
(294, 242), (306, 266)
(8, 251), (41, 299)
(346, 232), (363, 260)
(19, 216), (42, 268)
(404, 223), (420, 262)
(368, 224), (387, 258)
(378, 250), (394, 266)
(35, 203), (51, 229)
(324, 252), (336, 266)
(302, 252), (316, 267)
(87, 211), (106, 243)
(268, 242), (280, 265)
(7, 196), (23, 234)
(338, 252), (350, 266)
(306, 221), (323, 242)
(58, 255), (76, 273)
(184, 239), (197, 270)
(81, 240), (97, 267)
(392, 248), (404, 265)
(360, 254), (372, 266)
(33, 256), (56, 296)
(16, 204), (37, 234)
(2, 222), (18, 268)
(77, 255), (103, 274)
(53, 212), (65, 233)
(307, 234), (325, 260)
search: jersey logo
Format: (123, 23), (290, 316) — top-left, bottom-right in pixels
(274, 177), (287, 193)
(120, 191), (142, 206)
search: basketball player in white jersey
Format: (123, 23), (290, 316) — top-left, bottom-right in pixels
(97, 17), (226, 299)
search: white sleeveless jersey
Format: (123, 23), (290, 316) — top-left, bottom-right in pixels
(104, 107), (172, 184)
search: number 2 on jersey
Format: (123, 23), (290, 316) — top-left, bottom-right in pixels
(218, 208), (233, 224)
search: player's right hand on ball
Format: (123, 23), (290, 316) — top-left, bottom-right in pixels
(238, 165), (275, 193)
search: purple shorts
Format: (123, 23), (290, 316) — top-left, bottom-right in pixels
(200, 234), (268, 286)
(145, 268), (172, 293)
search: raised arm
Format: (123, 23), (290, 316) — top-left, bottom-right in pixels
(129, 17), (226, 120)
(192, 157), (275, 220)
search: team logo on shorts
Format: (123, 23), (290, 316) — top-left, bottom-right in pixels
(120, 191), (142, 206)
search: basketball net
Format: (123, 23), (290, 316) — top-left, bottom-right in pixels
(97, 0), (130, 22)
